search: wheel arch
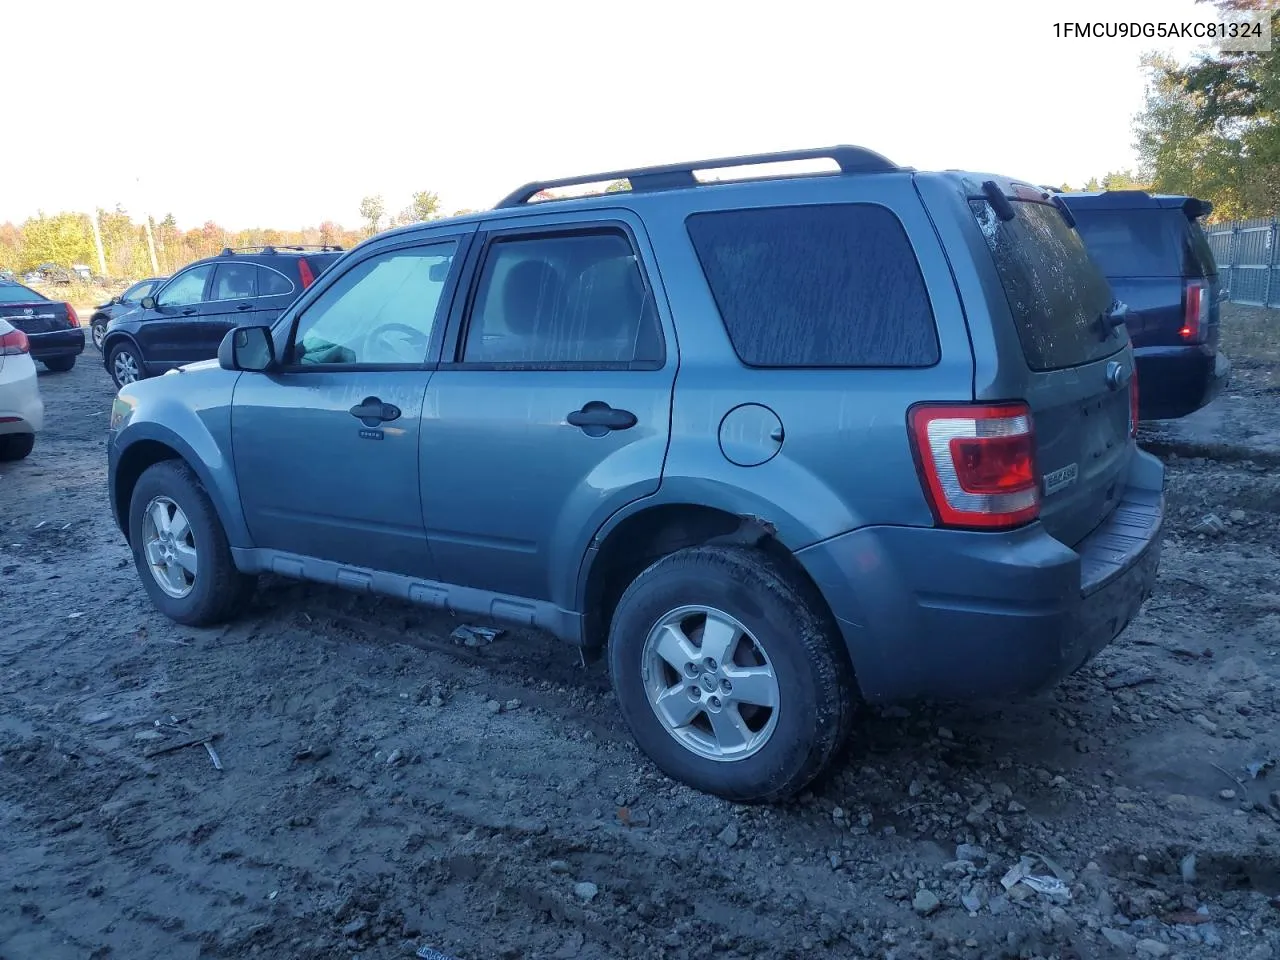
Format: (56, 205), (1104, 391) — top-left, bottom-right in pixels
(576, 501), (841, 655)
(111, 423), (250, 549)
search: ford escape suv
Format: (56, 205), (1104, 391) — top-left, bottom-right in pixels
(107, 146), (1165, 803)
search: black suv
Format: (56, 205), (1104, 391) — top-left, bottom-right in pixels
(1058, 190), (1228, 420)
(101, 246), (343, 388)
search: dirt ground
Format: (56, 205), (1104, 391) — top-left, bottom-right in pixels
(2, 308), (1279, 960)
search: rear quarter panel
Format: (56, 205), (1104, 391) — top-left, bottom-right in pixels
(632, 174), (975, 549)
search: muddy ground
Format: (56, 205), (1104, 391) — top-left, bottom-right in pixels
(1, 307), (1278, 960)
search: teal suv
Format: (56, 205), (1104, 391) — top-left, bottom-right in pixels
(107, 147), (1165, 802)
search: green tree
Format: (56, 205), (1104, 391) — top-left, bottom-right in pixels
(1101, 169), (1148, 190)
(19, 212), (95, 271)
(359, 195), (385, 236)
(605, 179), (630, 193)
(1135, 1), (1280, 218)
(410, 190), (441, 221)
(1083, 176), (1102, 191)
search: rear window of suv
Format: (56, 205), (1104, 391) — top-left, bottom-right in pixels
(970, 198), (1118, 372)
(686, 203), (940, 368)
(1071, 208), (1218, 279)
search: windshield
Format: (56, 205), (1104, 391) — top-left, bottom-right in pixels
(971, 198), (1121, 372)
(0, 283), (45, 304)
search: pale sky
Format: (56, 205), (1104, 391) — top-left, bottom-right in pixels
(7, 0), (1220, 230)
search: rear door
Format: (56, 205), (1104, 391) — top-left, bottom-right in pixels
(251, 262), (302, 325)
(420, 212), (675, 603)
(205, 262), (261, 358)
(967, 193), (1133, 547)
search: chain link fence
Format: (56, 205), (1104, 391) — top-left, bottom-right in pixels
(1205, 218), (1280, 307)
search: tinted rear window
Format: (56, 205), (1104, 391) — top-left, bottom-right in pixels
(1071, 208), (1218, 278)
(0, 283), (44, 303)
(971, 199), (1119, 372)
(685, 204), (939, 368)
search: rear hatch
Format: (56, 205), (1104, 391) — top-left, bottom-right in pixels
(969, 189), (1133, 547)
(0, 285), (72, 334)
(1067, 197), (1221, 350)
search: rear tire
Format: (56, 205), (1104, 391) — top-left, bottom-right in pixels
(108, 341), (145, 388)
(608, 545), (855, 803)
(0, 433), (35, 461)
(128, 460), (254, 626)
(91, 319), (108, 351)
(43, 356), (76, 373)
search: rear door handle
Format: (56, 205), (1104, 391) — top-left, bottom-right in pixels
(236, 303), (253, 311)
(349, 396), (402, 426)
(567, 401), (637, 434)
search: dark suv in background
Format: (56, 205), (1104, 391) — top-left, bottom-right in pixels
(1058, 190), (1228, 421)
(101, 246), (343, 388)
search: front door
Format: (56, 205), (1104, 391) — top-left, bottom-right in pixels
(137, 264), (216, 368)
(231, 236), (465, 578)
(421, 217), (675, 603)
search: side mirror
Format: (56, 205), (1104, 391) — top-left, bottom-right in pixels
(110, 295), (122, 305)
(141, 296), (157, 310)
(218, 325), (276, 372)
(428, 261), (450, 283)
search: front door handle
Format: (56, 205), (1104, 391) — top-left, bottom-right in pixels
(236, 303), (253, 311)
(349, 396), (402, 426)
(181, 308), (197, 316)
(567, 401), (637, 435)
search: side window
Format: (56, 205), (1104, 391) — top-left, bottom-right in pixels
(461, 230), (662, 365)
(155, 265), (214, 307)
(686, 204), (940, 368)
(258, 266), (294, 296)
(288, 241), (457, 367)
(212, 262), (258, 300)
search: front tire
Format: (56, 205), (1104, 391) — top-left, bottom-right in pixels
(608, 545), (855, 803)
(128, 460), (254, 626)
(108, 341), (145, 388)
(43, 356), (76, 373)
(0, 433), (35, 461)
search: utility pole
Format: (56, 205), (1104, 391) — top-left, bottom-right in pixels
(142, 215), (160, 274)
(88, 211), (109, 277)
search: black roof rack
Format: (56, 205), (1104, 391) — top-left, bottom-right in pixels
(218, 244), (343, 257)
(495, 145), (900, 209)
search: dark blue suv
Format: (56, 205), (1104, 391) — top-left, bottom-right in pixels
(101, 246), (342, 388)
(107, 147), (1166, 803)
(1058, 190), (1228, 420)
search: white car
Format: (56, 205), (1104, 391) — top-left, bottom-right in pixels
(0, 318), (43, 461)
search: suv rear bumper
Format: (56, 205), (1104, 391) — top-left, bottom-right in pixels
(795, 450), (1165, 702)
(1136, 344), (1229, 420)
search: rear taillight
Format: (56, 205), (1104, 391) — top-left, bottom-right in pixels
(908, 403), (1040, 530)
(1129, 365), (1140, 438)
(0, 329), (30, 355)
(298, 259), (316, 289)
(65, 302), (80, 327)
(1181, 281), (1209, 342)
